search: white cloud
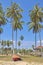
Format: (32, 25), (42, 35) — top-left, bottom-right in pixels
(37, 40), (43, 43)
(10, 40), (15, 43)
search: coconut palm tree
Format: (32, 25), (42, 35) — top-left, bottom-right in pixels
(6, 2), (23, 54)
(27, 22), (37, 47)
(38, 24), (43, 46)
(12, 21), (24, 54)
(0, 3), (7, 26)
(27, 21), (43, 47)
(0, 3), (7, 33)
(28, 5), (43, 47)
(0, 3), (7, 52)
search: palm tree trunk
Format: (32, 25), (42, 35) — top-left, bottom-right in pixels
(11, 0), (14, 55)
(12, 27), (14, 54)
(39, 30), (41, 46)
(16, 29), (17, 54)
(35, 32), (37, 55)
(35, 32), (37, 48)
(39, 30), (42, 56)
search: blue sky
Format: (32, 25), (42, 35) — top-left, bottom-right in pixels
(0, 0), (43, 49)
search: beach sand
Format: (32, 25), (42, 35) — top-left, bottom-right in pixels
(0, 61), (43, 65)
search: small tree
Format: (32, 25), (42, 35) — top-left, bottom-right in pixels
(18, 41), (21, 49)
(32, 45), (34, 50)
(20, 35), (24, 41)
(20, 35), (24, 49)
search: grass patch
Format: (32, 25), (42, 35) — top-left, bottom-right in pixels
(0, 55), (12, 61)
(0, 55), (43, 63)
(21, 55), (43, 63)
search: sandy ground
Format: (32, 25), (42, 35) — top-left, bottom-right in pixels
(0, 61), (43, 65)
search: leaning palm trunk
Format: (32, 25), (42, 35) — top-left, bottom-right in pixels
(15, 29), (17, 54)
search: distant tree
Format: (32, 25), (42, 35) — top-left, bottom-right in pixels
(0, 28), (3, 40)
(0, 28), (3, 34)
(28, 49), (33, 52)
(32, 45), (34, 50)
(7, 40), (12, 48)
(18, 41), (21, 49)
(1, 40), (3, 54)
(1, 40), (6, 54)
(7, 40), (10, 48)
(20, 35), (24, 41)
(21, 49), (25, 55)
(20, 35), (24, 49)
(5, 40), (12, 55)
